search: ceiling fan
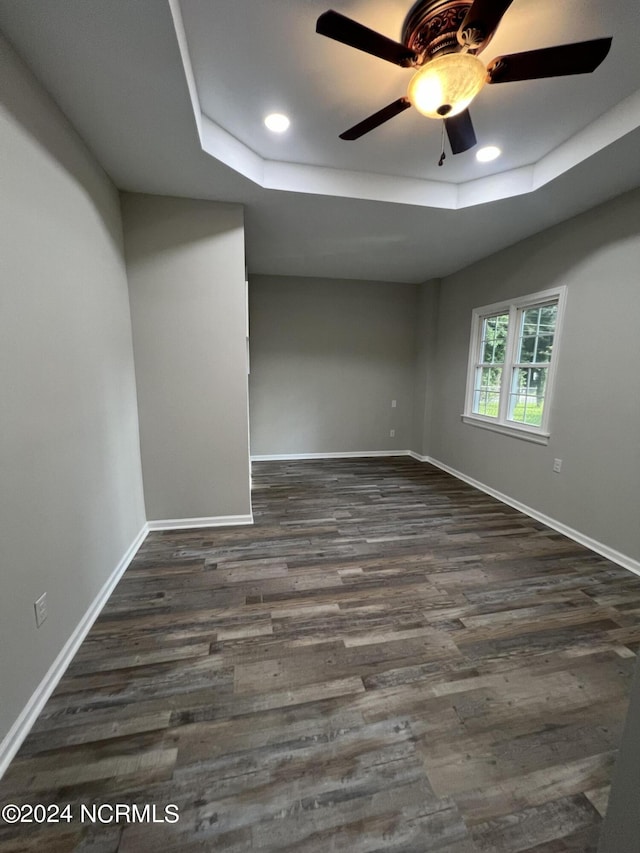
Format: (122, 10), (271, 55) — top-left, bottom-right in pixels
(316, 0), (612, 155)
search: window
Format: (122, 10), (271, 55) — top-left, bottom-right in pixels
(463, 287), (566, 444)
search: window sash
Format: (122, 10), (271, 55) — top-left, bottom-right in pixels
(507, 365), (549, 427)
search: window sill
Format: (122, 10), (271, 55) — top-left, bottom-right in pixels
(461, 414), (550, 445)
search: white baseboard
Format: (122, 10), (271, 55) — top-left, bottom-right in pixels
(147, 514), (254, 531)
(251, 451), (412, 461)
(408, 451), (430, 462)
(0, 523), (149, 780)
(425, 455), (640, 578)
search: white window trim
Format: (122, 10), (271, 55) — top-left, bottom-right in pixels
(462, 285), (567, 445)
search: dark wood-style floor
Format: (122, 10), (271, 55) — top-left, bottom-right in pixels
(2, 458), (640, 852)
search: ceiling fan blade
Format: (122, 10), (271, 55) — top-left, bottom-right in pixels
(458, 0), (514, 46)
(487, 38), (612, 83)
(445, 110), (477, 154)
(339, 98), (412, 141)
(317, 10), (417, 67)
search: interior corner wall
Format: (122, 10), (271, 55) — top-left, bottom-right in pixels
(122, 193), (251, 522)
(598, 651), (640, 853)
(411, 279), (440, 457)
(429, 187), (640, 565)
(0, 33), (146, 750)
(248, 275), (419, 456)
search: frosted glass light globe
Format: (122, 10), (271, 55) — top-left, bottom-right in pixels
(407, 53), (487, 119)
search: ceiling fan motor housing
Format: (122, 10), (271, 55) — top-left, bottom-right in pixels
(402, 0), (483, 61)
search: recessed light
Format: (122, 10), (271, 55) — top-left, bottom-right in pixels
(264, 113), (290, 133)
(476, 145), (501, 163)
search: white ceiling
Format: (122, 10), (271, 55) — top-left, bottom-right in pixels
(0, 0), (639, 282)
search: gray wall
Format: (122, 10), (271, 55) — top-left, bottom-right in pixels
(412, 279), (440, 458)
(0, 34), (146, 748)
(429, 188), (640, 564)
(248, 275), (419, 456)
(122, 194), (251, 522)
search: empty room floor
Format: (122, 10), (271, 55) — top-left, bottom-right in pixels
(2, 458), (640, 852)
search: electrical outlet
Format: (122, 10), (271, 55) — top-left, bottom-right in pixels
(34, 592), (48, 628)
(390, 429), (395, 438)
(553, 458), (562, 474)
(391, 400), (397, 408)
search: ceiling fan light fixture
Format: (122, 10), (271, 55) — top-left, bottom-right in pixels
(264, 113), (290, 133)
(407, 53), (487, 119)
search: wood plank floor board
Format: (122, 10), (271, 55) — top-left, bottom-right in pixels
(470, 793), (600, 852)
(1, 457), (639, 851)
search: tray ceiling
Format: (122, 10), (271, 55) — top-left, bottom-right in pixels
(0, 0), (639, 280)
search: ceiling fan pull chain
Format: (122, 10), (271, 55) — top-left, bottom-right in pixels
(438, 121), (446, 167)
